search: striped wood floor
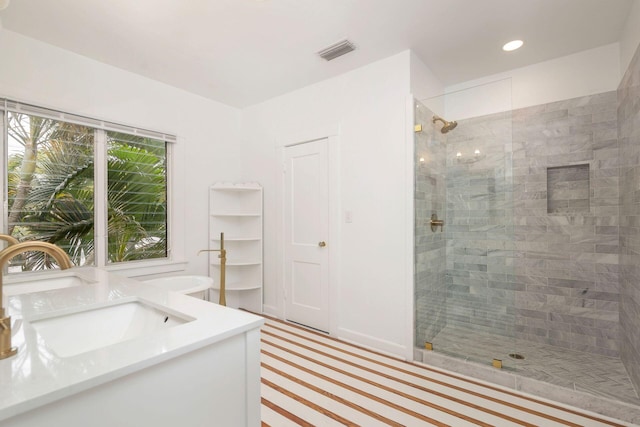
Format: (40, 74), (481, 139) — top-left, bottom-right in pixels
(259, 317), (631, 427)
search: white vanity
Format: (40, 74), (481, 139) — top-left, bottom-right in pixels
(0, 268), (264, 426)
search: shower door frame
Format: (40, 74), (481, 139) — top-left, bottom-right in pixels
(405, 95), (420, 361)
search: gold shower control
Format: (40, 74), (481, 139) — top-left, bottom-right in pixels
(430, 214), (444, 232)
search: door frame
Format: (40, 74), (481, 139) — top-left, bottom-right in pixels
(275, 124), (340, 337)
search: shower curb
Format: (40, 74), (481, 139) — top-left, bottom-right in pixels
(414, 348), (640, 425)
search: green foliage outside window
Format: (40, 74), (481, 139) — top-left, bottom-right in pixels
(5, 112), (168, 271)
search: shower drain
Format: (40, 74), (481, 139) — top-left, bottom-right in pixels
(509, 353), (525, 360)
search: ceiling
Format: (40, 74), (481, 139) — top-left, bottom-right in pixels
(0, 0), (634, 108)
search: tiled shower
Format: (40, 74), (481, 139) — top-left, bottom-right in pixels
(415, 42), (640, 408)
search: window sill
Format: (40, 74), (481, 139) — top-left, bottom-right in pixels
(104, 259), (188, 278)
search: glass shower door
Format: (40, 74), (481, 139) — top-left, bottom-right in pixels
(415, 78), (517, 369)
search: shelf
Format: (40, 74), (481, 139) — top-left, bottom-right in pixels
(211, 283), (262, 291)
(211, 260), (261, 266)
(212, 237), (261, 242)
(209, 181), (263, 312)
(210, 213), (261, 217)
(211, 183), (261, 192)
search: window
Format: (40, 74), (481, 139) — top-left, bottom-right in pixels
(105, 131), (167, 263)
(2, 100), (172, 272)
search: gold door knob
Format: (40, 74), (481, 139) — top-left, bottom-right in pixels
(318, 241), (327, 247)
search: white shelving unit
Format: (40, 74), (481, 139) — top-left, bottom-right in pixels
(209, 182), (263, 312)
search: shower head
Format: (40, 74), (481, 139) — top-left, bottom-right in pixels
(432, 116), (458, 134)
(442, 120), (457, 133)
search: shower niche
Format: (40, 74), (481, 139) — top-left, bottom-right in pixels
(546, 164), (590, 214)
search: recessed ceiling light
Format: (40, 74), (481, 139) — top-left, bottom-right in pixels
(503, 40), (524, 52)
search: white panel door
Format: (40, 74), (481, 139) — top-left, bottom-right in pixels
(284, 139), (329, 332)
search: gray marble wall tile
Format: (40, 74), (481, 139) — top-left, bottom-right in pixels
(618, 40), (640, 395)
(443, 110), (517, 338)
(508, 90), (620, 357)
(426, 91), (620, 358)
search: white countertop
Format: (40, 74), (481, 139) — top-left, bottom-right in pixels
(0, 268), (264, 422)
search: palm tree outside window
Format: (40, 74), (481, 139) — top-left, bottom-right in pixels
(3, 107), (169, 272)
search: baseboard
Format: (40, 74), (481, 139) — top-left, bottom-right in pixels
(337, 327), (407, 359)
(262, 304), (279, 318)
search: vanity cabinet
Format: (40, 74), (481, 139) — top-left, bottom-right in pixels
(209, 182), (263, 312)
(0, 270), (263, 427)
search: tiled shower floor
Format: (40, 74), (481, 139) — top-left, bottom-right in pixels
(430, 326), (640, 406)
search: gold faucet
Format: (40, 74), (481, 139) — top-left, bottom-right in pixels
(0, 234), (19, 247)
(198, 232), (227, 306)
(0, 242), (73, 360)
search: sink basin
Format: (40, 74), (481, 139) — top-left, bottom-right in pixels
(29, 299), (194, 357)
(4, 271), (96, 298)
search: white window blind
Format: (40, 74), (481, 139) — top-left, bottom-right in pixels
(0, 99), (177, 142)
(106, 131), (168, 263)
(1, 98), (174, 271)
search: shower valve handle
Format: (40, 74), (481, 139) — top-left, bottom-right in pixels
(430, 214), (444, 232)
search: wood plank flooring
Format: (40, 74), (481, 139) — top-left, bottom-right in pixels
(259, 316), (632, 427)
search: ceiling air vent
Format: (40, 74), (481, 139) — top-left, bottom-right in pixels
(317, 39), (356, 61)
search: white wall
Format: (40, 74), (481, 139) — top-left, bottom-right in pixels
(0, 28), (421, 359)
(442, 43), (621, 119)
(620, 0), (640, 77)
(241, 51), (413, 357)
(0, 29), (243, 277)
(410, 52), (445, 105)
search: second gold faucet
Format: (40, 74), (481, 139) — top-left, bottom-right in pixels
(198, 232), (227, 306)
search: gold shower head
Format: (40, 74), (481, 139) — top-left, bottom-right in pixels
(432, 115), (458, 134)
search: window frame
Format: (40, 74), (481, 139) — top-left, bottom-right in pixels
(0, 98), (181, 275)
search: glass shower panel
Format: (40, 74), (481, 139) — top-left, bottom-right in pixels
(415, 78), (516, 368)
(414, 99), (447, 348)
